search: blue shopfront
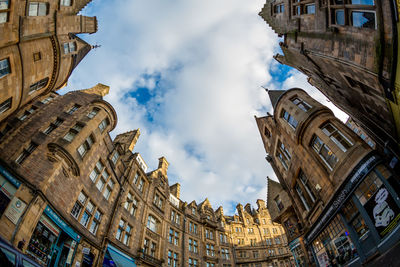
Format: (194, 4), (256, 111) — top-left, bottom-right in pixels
(305, 153), (400, 267)
(26, 206), (81, 267)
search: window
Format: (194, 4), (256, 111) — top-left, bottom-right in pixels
(275, 237), (281, 244)
(150, 241), (156, 257)
(60, 0), (72, 6)
(29, 78), (49, 94)
(0, 58), (10, 78)
(311, 135), (338, 169)
(206, 244), (215, 256)
(205, 229), (213, 239)
(168, 251), (178, 267)
(273, 3), (284, 14)
(63, 123), (83, 142)
(41, 95), (54, 104)
(33, 52), (41, 61)
(111, 150), (120, 164)
(153, 193), (164, 210)
(193, 240), (198, 253)
(89, 210), (102, 234)
(189, 258), (198, 267)
(292, 97), (312, 112)
(298, 171), (316, 204)
(0, 246), (16, 265)
(138, 177), (144, 192)
(169, 228), (179, 246)
(15, 142), (37, 164)
(71, 192), (101, 235)
(266, 238), (272, 245)
(220, 233), (227, 243)
(321, 123), (353, 152)
(67, 104), (80, 114)
(123, 224), (132, 245)
(0, 1), (10, 23)
(192, 207), (196, 215)
(77, 134), (94, 157)
(250, 239), (256, 246)
(351, 11), (375, 28)
(116, 219), (125, 241)
(329, 1), (376, 29)
(103, 179), (114, 200)
(87, 107), (100, 119)
(281, 109), (298, 129)
(276, 140), (291, 170)
(248, 228), (254, 234)
(43, 118), (63, 135)
(19, 106), (37, 121)
(147, 215), (159, 233)
(272, 228), (278, 234)
(0, 97), (11, 114)
(143, 238), (149, 254)
(263, 228), (269, 235)
(124, 192), (138, 216)
(253, 250), (259, 258)
(98, 118), (110, 132)
(275, 196), (284, 211)
(221, 248), (230, 259)
(89, 161), (115, 199)
(63, 42), (76, 54)
(206, 263), (215, 267)
(28, 2), (48, 16)
(305, 4), (315, 14)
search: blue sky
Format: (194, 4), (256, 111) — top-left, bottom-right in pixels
(62, 0), (347, 215)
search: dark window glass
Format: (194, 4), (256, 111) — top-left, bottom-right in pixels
(306, 4), (315, 14)
(351, 11), (375, 29)
(335, 10), (345, 25)
(0, 58), (10, 78)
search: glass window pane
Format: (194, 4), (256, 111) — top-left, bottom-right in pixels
(335, 10), (345, 25)
(350, 0), (374, 4)
(38, 3), (47, 16)
(28, 3), (38, 16)
(352, 11), (375, 29)
(306, 4), (315, 14)
(0, 1), (9, 10)
(0, 12), (7, 24)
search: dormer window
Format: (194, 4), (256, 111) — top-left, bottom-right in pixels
(281, 109), (298, 129)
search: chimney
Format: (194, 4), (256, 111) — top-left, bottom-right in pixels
(256, 199), (266, 210)
(81, 83), (109, 97)
(114, 129), (140, 152)
(170, 183), (181, 198)
(158, 157), (169, 175)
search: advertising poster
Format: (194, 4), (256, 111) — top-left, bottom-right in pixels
(364, 185), (400, 237)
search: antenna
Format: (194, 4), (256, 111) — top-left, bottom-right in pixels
(261, 86), (269, 92)
(92, 44), (101, 49)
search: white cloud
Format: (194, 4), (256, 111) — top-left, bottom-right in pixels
(63, 0), (344, 214)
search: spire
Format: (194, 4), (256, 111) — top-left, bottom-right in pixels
(266, 89), (286, 109)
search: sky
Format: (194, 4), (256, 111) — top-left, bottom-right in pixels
(62, 0), (348, 215)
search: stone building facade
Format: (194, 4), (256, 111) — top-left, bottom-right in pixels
(258, 0), (400, 159)
(0, 0), (97, 123)
(345, 117), (376, 149)
(0, 84), (294, 267)
(256, 88), (400, 266)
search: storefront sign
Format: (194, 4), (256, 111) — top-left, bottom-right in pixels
(82, 247), (91, 255)
(305, 154), (379, 244)
(364, 185), (400, 237)
(44, 206), (81, 241)
(0, 165), (21, 188)
(4, 197), (26, 224)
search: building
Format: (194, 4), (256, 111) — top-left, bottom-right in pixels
(345, 117), (376, 149)
(0, 0), (97, 123)
(0, 84), (294, 267)
(258, 0), (400, 160)
(256, 88), (400, 266)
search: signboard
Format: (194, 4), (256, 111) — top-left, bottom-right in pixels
(0, 165), (21, 188)
(305, 154), (379, 243)
(44, 206), (81, 241)
(4, 197), (26, 224)
(364, 185), (400, 237)
(0, 175), (18, 199)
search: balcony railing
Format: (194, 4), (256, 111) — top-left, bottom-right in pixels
(138, 251), (163, 266)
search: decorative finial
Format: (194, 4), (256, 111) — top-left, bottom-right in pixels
(92, 44), (101, 49)
(261, 86), (268, 92)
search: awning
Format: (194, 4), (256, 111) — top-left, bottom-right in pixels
(103, 244), (136, 267)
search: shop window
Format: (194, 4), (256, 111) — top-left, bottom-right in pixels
(43, 117), (63, 135)
(292, 97), (312, 111)
(15, 142), (37, 164)
(0, 58), (10, 78)
(28, 2), (48, 16)
(98, 118), (110, 132)
(63, 123), (83, 142)
(66, 104), (80, 114)
(87, 107), (100, 119)
(29, 77), (49, 94)
(60, 0), (72, 6)
(354, 171), (383, 205)
(281, 109), (298, 129)
(153, 193), (164, 210)
(63, 42), (76, 54)
(147, 215), (160, 233)
(33, 52), (41, 61)
(77, 134), (94, 157)
(311, 135), (338, 170)
(276, 140), (291, 170)
(19, 106), (37, 121)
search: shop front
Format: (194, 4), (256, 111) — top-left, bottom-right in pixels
(305, 153), (400, 267)
(26, 205), (81, 267)
(289, 238), (307, 267)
